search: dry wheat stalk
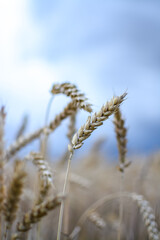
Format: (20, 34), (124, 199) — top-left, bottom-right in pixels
(67, 114), (77, 143)
(113, 107), (130, 240)
(113, 107), (130, 172)
(0, 107), (6, 213)
(51, 82), (92, 113)
(25, 152), (53, 204)
(6, 101), (80, 160)
(71, 93), (127, 151)
(3, 160), (26, 230)
(17, 193), (65, 232)
(60, 113), (77, 165)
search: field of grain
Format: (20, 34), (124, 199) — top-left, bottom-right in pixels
(0, 83), (159, 240)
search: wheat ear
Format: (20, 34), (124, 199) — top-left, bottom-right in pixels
(57, 92), (127, 240)
(113, 107), (130, 172)
(71, 93), (127, 150)
(16, 193), (65, 232)
(3, 160), (26, 237)
(51, 82), (92, 113)
(88, 211), (106, 229)
(113, 107), (129, 240)
(5, 101), (80, 160)
(25, 152), (53, 204)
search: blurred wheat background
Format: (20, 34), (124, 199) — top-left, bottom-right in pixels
(0, 1), (160, 240)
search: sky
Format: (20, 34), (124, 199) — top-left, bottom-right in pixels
(0, 0), (160, 158)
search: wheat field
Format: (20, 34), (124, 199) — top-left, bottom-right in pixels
(0, 83), (159, 240)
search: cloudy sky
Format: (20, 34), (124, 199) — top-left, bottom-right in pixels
(0, 0), (160, 157)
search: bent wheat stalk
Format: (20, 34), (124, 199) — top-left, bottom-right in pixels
(57, 92), (127, 240)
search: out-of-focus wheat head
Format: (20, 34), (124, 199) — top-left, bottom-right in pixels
(25, 152), (53, 205)
(17, 193), (65, 232)
(113, 107), (131, 172)
(3, 160), (26, 230)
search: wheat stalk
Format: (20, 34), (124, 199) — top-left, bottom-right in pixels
(113, 107), (130, 240)
(51, 82), (92, 113)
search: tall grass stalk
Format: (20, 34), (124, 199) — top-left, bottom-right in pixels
(57, 151), (73, 240)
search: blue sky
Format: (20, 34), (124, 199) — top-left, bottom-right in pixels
(0, 0), (160, 157)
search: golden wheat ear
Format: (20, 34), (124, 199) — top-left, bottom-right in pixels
(113, 107), (131, 172)
(25, 152), (53, 205)
(3, 160), (26, 237)
(16, 193), (65, 232)
(51, 82), (92, 113)
(71, 92), (127, 151)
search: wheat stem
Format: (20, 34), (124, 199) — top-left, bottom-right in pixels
(57, 151), (73, 240)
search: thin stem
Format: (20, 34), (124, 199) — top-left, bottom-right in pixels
(117, 172), (124, 240)
(57, 152), (73, 240)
